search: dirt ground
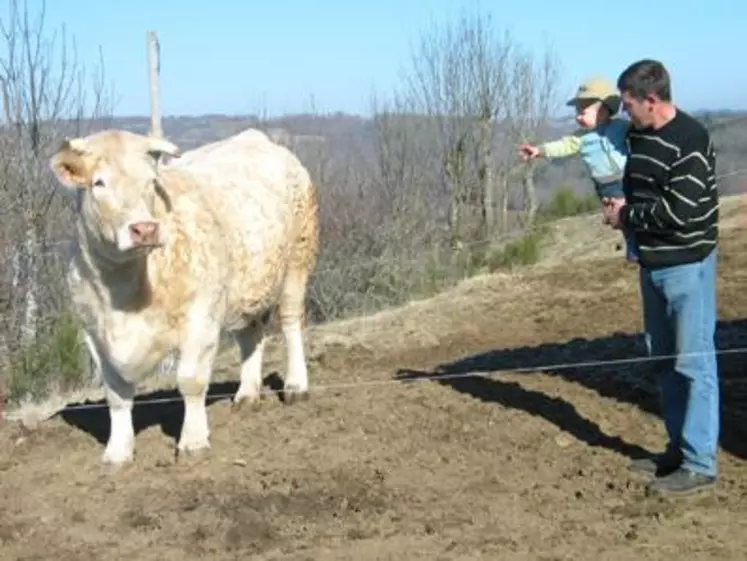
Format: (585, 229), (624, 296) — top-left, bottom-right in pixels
(2, 207), (747, 560)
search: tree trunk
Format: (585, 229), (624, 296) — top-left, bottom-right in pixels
(0, 283), (10, 413)
(478, 117), (496, 235)
(448, 185), (463, 250)
(499, 177), (510, 233)
(523, 163), (538, 226)
(22, 229), (39, 345)
(444, 136), (467, 250)
(12, 225), (40, 347)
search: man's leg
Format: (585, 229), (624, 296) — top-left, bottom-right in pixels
(629, 265), (683, 475)
(648, 249), (719, 494)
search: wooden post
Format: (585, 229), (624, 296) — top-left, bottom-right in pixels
(146, 30), (162, 138)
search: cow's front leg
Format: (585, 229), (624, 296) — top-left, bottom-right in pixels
(176, 320), (220, 457)
(104, 387), (135, 465)
(99, 357), (136, 465)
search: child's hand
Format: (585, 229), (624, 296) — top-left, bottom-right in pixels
(518, 143), (540, 161)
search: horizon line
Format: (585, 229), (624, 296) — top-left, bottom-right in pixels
(84, 106), (747, 122)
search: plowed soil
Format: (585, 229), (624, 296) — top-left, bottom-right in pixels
(2, 209), (747, 560)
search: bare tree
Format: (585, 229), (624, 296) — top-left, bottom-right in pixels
(501, 45), (561, 226)
(379, 9), (561, 244)
(371, 94), (444, 234)
(0, 0), (115, 399)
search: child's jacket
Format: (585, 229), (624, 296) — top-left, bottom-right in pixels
(540, 116), (631, 186)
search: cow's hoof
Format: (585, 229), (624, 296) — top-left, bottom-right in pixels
(176, 440), (211, 460)
(100, 452), (133, 474)
(100, 462), (128, 475)
(175, 447), (211, 466)
(282, 384), (309, 405)
(231, 393), (262, 412)
(101, 447), (133, 467)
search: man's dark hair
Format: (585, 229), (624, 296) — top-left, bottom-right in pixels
(617, 59), (672, 102)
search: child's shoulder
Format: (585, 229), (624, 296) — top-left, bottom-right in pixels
(606, 116), (633, 137)
(610, 115), (632, 128)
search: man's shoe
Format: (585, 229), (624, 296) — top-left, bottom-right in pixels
(646, 467), (716, 496)
(629, 453), (681, 477)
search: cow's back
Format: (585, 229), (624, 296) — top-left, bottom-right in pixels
(161, 128), (311, 321)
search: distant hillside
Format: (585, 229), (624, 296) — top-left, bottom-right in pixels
(98, 109), (747, 201)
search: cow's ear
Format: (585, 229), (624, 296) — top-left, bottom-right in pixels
(50, 139), (91, 189)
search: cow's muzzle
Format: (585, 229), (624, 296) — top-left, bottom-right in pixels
(128, 220), (162, 247)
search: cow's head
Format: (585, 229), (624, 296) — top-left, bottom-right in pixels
(49, 130), (180, 261)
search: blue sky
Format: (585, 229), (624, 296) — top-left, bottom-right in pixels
(20, 0), (747, 118)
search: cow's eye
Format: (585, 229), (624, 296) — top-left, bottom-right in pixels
(92, 178), (106, 188)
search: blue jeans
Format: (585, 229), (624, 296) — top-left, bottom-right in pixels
(639, 248), (720, 476)
(595, 180), (639, 262)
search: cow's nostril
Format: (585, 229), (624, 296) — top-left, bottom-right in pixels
(128, 221), (159, 246)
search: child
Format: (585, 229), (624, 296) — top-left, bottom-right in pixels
(519, 76), (638, 263)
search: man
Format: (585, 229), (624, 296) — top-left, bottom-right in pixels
(602, 59), (720, 496)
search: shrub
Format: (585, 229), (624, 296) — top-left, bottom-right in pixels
(486, 223), (551, 271)
(541, 186), (598, 220)
(6, 311), (92, 405)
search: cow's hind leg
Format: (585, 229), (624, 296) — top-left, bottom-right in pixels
(231, 314), (269, 410)
(278, 268), (311, 404)
(278, 180), (318, 405)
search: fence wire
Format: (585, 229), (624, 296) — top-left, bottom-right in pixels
(4, 346), (746, 422)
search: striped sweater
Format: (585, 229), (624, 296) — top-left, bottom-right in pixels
(620, 109), (719, 269)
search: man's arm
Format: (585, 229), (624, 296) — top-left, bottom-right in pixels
(620, 135), (711, 232)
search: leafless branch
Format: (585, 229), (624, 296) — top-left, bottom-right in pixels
(0, 0), (116, 400)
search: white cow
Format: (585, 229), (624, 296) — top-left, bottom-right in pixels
(49, 128), (319, 465)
